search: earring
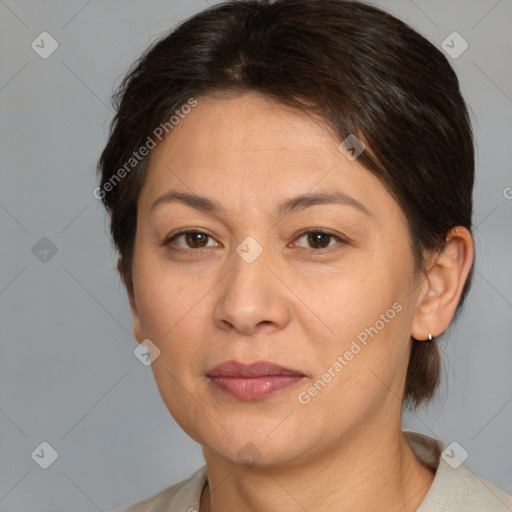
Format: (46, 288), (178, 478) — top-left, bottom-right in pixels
(427, 333), (434, 342)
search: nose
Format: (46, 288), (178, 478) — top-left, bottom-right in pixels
(212, 248), (292, 336)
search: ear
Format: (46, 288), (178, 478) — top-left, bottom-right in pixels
(411, 226), (474, 340)
(117, 258), (145, 343)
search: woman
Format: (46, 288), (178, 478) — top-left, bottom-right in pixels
(97, 0), (512, 510)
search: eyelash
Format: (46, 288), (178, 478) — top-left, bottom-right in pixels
(164, 229), (347, 254)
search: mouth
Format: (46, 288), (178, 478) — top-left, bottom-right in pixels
(207, 360), (305, 400)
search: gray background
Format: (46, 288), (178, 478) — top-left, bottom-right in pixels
(0, 0), (511, 510)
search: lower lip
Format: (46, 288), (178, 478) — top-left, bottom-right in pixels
(209, 375), (304, 400)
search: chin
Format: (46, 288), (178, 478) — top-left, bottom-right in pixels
(199, 420), (309, 467)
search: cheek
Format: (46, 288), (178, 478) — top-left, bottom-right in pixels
(132, 262), (210, 434)
(293, 257), (397, 339)
(295, 258), (412, 395)
(132, 249), (199, 337)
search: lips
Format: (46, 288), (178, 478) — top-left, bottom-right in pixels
(208, 360), (304, 378)
(207, 360), (305, 400)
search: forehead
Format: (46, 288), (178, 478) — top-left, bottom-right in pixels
(139, 92), (399, 224)
(152, 92), (335, 168)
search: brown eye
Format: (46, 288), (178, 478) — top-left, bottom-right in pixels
(296, 231), (342, 250)
(184, 232), (209, 248)
(307, 232), (332, 249)
(166, 230), (218, 249)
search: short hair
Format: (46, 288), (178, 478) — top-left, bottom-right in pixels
(97, 0), (475, 408)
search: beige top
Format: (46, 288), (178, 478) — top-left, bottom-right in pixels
(119, 431), (512, 511)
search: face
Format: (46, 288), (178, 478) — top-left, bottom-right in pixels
(128, 92), (423, 467)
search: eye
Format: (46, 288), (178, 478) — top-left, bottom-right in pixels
(164, 229), (346, 252)
(165, 229), (219, 250)
(294, 230), (345, 250)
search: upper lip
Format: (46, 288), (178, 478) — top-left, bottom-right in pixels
(207, 360), (304, 378)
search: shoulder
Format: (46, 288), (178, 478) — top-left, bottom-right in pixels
(420, 462), (512, 511)
(118, 465), (208, 512)
(404, 431), (512, 512)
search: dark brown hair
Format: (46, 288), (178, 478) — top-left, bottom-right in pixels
(97, 0), (474, 408)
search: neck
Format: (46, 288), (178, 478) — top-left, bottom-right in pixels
(200, 424), (434, 512)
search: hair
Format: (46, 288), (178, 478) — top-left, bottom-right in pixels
(97, 0), (475, 408)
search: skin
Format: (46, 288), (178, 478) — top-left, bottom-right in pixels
(124, 92), (474, 511)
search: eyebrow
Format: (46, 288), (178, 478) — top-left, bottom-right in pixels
(150, 190), (372, 217)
